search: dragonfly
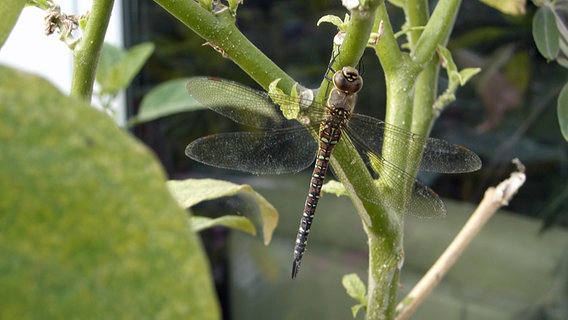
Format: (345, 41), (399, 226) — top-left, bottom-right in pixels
(185, 67), (481, 278)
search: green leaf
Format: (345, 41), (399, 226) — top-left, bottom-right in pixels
(434, 45), (480, 110)
(322, 179), (349, 197)
(458, 68), (482, 86)
(342, 273), (367, 318)
(192, 216), (256, 235)
(128, 78), (198, 125)
(0, 65), (220, 319)
(558, 82), (568, 141)
(533, 6), (560, 61)
(168, 179), (278, 245)
(478, 0), (526, 16)
(96, 42), (155, 94)
(351, 304), (364, 318)
(0, 0), (26, 48)
(268, 78), (302, 120)
(317, 14), (347, 30)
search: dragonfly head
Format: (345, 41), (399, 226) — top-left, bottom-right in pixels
(333, 67), (363, 94)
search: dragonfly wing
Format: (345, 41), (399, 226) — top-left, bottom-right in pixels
(335, 133), (447, 218)
(420, 138), (481, 173)
(349, 114), (481, 173)
(187, 77), (326, 129)
(186, 126), (317, 175)
(187, 77), (288, 128)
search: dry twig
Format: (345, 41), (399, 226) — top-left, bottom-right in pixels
(395, 158), (526, 320)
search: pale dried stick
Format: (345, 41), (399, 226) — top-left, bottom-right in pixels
(395, 159), (526, 320)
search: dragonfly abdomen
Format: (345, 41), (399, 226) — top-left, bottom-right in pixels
(292, 119), (345, 278)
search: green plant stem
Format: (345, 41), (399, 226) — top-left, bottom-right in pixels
(367, 0), (460, 319)
(70, 0), (114, 101)
(411, 0), (461, 68)
(404, 0), (429, 48)
(154, 0), (295, 92)
(373, 4), (403, 74)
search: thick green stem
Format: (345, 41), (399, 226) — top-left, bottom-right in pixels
(366, 231), (402, 320)
(404, 0), (429, 48)
(411, 0), (461, 68)
(154, 0), (295, 92)
(368, 0), (461, 319)
(315, 2), (381, 103)
(70, 0), (114, 101)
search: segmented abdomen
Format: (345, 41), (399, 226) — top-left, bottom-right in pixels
(291, 120), (343, 278)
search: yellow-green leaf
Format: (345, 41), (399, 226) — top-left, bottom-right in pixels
(0, 65), (220, 319)
(0, 0), (26, 48)
(478, 0), (526, 16)
(192, 216), (256, 235)
(168, 179), (278, 245)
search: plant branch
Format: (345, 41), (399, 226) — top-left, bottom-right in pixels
(395, 159), (526, 320)
(404, 0), (429, 48)
(374, 3), (403, 76)
(411, 0), (461, 68)
(70, 0), (114, 101)
(315, 2), (381, 103)
(153, 0), (295, 92)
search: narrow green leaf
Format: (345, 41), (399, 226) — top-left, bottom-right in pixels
(533, 6), (560, 60)
(192, 215), (256, 234)
(437, 45), (458, 75)
(557, 82), (568, 141)
(458, 68), (481, 85)
(168, 179), (278, 245)
(317, 14), (346, 29)
(478, 0), (526, 16)
(97, 42), (155, 94)
(0, 65), (220, 319)
(129, 78), (198, 125)
(351, 304), (364, 318)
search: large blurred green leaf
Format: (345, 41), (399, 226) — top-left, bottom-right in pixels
(128, 78), (202, 126)
(0, 65), (220, 319)
(168, 179), (278, 245)
(96, 42), (155, 94)
(558, 82), (568, 141)
(0, 0), (26, 48)
(533, 6), (560, 61)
